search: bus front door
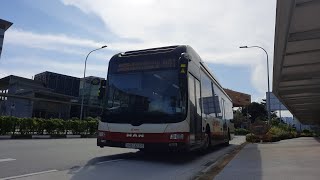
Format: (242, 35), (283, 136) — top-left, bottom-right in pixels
(188, 74), (202, 145)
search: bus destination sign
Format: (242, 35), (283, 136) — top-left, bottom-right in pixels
(115, 58), (177, 72)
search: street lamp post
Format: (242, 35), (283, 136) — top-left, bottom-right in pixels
(80, 45), (107, 120)
(239, 45), (271, 124)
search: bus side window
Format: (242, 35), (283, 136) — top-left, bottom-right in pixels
(200, 70), (216, 118)
(221, 98), (226, 120)
(211, 83), (222, 118)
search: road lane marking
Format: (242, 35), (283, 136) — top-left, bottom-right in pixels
(0, 169), (58, 180)
(96, 159), (124, 165)
(0, 158), (16, 163)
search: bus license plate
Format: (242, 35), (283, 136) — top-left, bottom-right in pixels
(125, 143), (144, 149)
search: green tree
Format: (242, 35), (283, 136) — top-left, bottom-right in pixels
(242, 102), (267, 123)
(233, 109), (247, 128)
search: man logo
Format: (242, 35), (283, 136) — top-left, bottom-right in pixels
(126, 133), (144, 138)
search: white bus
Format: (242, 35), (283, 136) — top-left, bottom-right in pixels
(97, 45), (234, 152)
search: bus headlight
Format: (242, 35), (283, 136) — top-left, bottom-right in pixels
(170, 133), (184, 140)
(98, 131), (105, 137)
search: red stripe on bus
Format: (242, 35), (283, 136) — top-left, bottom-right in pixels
(99, 131), (190, 143)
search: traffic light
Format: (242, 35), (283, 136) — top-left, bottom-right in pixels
(98, 80), (107, 100)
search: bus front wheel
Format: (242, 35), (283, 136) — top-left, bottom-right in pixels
(201, 128), (211, 152)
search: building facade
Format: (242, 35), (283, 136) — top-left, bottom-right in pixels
(34, 71), (80, 97)
(0, 75), (45, 117)
(0, 75), (74, 119)
(79, 76), (105, 118)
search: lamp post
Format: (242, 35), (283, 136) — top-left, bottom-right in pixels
(239, 45), (271, 124)
(80, 45), (107, 120)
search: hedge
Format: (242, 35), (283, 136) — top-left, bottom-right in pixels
(300, 129), (316, 137)
(235, 128), (250, 135)
(0, 116), (99, 136)
(246, 123), (299, 143)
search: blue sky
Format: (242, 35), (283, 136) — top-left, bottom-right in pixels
(0, 0), (277, 101)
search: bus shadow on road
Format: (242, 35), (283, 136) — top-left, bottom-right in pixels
(67, 144), (237, 180)
(130, 144), (233, 164)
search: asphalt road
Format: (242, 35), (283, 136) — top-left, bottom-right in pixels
(0, 136), (245, 180)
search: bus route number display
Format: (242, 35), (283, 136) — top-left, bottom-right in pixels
(116, 58), (176, 72)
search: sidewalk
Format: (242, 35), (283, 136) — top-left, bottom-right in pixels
(214, 137), (320, 180)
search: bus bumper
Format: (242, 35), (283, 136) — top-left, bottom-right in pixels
(97, 139), (189, 152)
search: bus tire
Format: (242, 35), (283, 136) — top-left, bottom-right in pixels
(204, 126), (211, 150)
(224, 129), (230, 146)
(206, 127), (212, 149)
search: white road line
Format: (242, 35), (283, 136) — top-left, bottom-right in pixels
(0, 158), (16, 163)
(0, 170), (58, 180)
(96, 159), (124, 165)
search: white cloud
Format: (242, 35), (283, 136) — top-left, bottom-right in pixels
(2, 0), (276, 101)
(6, 28), (102, 48)
(1, 56), (108, 78)
(4, 28), (105, 55)
(61, 0), (277, 99)
(4, 28), (162, 56)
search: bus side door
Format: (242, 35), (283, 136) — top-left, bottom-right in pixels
(188, 74), (202, 145)
(221, 98), (228, 139)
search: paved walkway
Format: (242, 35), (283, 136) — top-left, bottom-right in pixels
(215, 137), (320, 180)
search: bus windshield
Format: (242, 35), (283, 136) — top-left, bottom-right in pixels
(102, 69), (187, 124)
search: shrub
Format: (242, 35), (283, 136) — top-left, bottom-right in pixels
(35, 118), (45, 135)
(65, 120), (72, 134)
(43, 119), (64, 135)
(78, 120), (88, 135)
(43, 119), (55, 135)
(0, 116), (17, 135)
(18, 118), (36, 135)
(268, 126), (290, 139)
(263, 133), (280, 142)
(300, 129), (315, 137)
(68, 120), (87, 135)
(55, 119), (66, 134)
(302, 129), (310, 134)
(246, 123), (299, 143)
(235, 128), (250, 135)
(87, 120), (98, 135)
(290, 131), (298, 138)
(246, 133), (259, 143)
(0, 116), (99, 136)
(264, 125), (299, 141)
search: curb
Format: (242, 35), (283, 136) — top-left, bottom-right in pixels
(66, 135), (81, 138)
(0, 135), (12, 139)
(32, 135), (51, 139)
(194, 142), (247, 180)
(200, 154), (228, 174)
